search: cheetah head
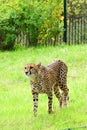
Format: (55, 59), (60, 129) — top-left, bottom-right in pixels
(24, 63), (41, 77)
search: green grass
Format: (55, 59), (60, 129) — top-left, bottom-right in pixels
(0, 45), (87, 130)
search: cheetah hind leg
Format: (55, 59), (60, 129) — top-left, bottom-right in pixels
(62, 94), (69, 107)
(54, 85), (63, 108)
(60, 86), (69, 107)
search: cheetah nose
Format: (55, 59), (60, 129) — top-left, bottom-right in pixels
(25, 72), (28, 75)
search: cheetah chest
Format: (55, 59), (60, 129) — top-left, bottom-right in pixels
(30, 80), (47, 94)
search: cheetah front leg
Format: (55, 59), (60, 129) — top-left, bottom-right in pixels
(32, 92), (38, 116)
(48, 92), (53, 114)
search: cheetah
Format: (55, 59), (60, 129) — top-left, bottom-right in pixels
(24, 60), (69, 116)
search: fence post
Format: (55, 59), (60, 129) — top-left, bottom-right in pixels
(63, 0), (67, 43)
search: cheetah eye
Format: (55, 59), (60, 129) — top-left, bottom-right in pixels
(30, 66), (33, 69)
(25, 67), (26, 69)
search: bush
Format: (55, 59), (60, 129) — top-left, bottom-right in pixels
(0, 0), (18, 50)
(0, 28), (17, 50)
(0, 23), (17, 50)
(0, 33), (17, 50)
(0, 0), (63, 49)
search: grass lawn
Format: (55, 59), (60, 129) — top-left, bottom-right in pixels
(0, 45), (87, 130)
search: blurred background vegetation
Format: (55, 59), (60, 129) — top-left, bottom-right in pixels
(0, 0), (87, 50)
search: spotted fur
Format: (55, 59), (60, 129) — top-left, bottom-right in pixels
(24, 60), (69, 116)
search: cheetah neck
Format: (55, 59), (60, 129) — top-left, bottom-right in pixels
(29, 74), (39, 82)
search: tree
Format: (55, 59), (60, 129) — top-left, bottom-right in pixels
(67, 0), (87, 17)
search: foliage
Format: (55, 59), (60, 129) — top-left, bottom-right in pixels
(0, 0), (86, 50)
(0, 20), (17, 50)
(0, 0), (63, 50)
(37, 0), (64, 44)
(0, 0), (19, 50)
(67, 0), (87, 17)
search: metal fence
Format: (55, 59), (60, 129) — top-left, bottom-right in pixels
(67, 16), (87, 44)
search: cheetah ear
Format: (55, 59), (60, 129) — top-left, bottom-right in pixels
(37, 62), (41, 68)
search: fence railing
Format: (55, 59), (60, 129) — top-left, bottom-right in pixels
(67, 16), (87, 44)
(16, 16), (87, 46)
